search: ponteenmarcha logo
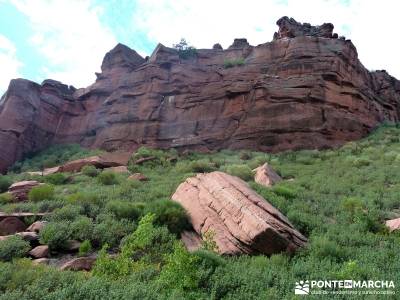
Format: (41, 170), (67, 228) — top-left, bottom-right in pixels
(294, 280), (395, 296)
(295, 280), (310, 295)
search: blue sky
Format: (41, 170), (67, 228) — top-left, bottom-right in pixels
(0, 0), (399, 94)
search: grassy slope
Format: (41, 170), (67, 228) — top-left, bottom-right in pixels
(0, 125), (400, 299)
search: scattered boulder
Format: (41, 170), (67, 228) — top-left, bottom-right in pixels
(104, 166), (129, 174)
(16, 231), (39, 242)
(65, 240), (81, 252)
(32, 258), (50, 265)
(27, 221), (47, 233)
(59, 257), (96, 271)
(128, 173), (148, 181)
(0, 217), (26, 235)
(386, 218), (400, 232)
(134, 156), (156, 165)
(172, 171), (307, 255)
(8, 180), (42, 201)
(181, 230), (202, 252)
(253, 163), (282, 187)
(29, 245), (49, 258)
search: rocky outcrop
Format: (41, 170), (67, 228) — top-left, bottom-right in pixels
(1, 17), (399, 173)
(8, 180), (42, 201)
(59, 257), (96, 271)
(273, 16), (334, 40)
(386, 218), (400, 232)
(29, 245), (49, 259)
(0, 217), (26, 235)
(253, 163), (282, 187)
(27, 221), (47, 233)
(172, 171), (307, 255)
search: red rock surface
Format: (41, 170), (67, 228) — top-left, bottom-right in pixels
(128, 173), (148, 181)
(26, 221), (47, 233)
(29, 245), (49, 258)
(172, 171), (307, 255)
(8, 180), (42, 201)
(0, 217), (27, 235)
(385, 218), (400, 232)
(1, 17), (399, 173)
(253, 163), (282, 187)
(59, 257), (96, 271)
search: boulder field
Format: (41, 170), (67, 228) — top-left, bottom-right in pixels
(1, 16), (399, 173)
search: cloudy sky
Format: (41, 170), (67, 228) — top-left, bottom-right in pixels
(0, 0), (399, 94)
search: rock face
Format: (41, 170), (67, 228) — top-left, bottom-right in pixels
(8, 180), (42, 201)
(1, 17), (400, 173)
(386, 218), (400, 232)
(27, 221), (47, 233)
(0, 217), (26, 235)
(29, 245), (49, 258)
(59, 257), (96, 271)
(172, 171), (307, 255)
(253, 163), (282, 187)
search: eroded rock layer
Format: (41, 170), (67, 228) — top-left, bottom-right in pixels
(1, 17), (399, 173)
(172, 171), (307, 255)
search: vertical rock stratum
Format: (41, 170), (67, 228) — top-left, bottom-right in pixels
(0, 17), (399, 173)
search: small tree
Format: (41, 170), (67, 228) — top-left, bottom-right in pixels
(173, 38), (197, 59)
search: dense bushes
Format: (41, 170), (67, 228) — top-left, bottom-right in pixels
(0, 236), (30, 261)
(82, 165), (99, 177)
(0, 176), (12, 193)
(97, 171), (118, 185)
(28, 184), (55, 202)
(1, 125), (400, 298)
(44, 173), (68, 185)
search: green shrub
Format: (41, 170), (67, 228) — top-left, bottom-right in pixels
(271, 185), (297, 200)
(39, 221), (71, 251)
(0, 176), (12, 193)
(97, 171), (118, 185)
(0, 193), (13, 205)
(106, 200), (143, 220)
(70, 216), (94, 241)
(222, 164), (253, 181)
(49, 205), (82, 222)
(223, 58), (245, 68)
(144, 200), (189, 235)
(78, 240), (92, 257)
(81, 165), (99, 177)
(93, 214), (136, 248)
(173, 38), (197, 59)
(158, 241), (200, 291)
(186, 160), (217, 173)
(28, 184), (55, 202)
(0, 236), (30, 261)
(44, 173), (68, 185)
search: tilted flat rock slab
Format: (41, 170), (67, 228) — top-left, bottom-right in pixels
(172, 171), (307, 255)
(253, 163), (282, 187)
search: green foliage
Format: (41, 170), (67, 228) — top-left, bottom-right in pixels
(106, 200), (143, 220)
(70, 216), (94, 241)
(10, 144), (101, 173)
(0, 236), (30, 261)
(81, 165), (99, 177)
(28, 184), (55, 202)
(221, 164), (253, 181)
(97, 171), (118, 185)
(201, 230), (219, 252)
(0, 176), (12, 193)
(158, 242), (200, 291)
(0, 193), (13, 205)
(44, 173), (68, 185)
(173, 38), (197, 59)
(78, 240), (92, 257)
(39, 221), (71, 251)
(144, 200), (189, 235)
(223, 57), (245, 68)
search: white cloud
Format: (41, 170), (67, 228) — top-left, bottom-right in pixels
(133, 0), (400, 79)
(11, 0), (117, 88)
(0, 35), (22, 94)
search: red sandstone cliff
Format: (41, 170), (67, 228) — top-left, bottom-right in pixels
(0, 17), (399, 173)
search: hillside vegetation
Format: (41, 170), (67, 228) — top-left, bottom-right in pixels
(0, 125), (399, 299)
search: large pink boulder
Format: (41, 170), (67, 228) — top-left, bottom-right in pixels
(253, 163), (282, 187)
(172, 171), (307, 255)
(386, 218), (400, 232)
(8, 180), (42, 201)
(0, 217), (26, 235)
